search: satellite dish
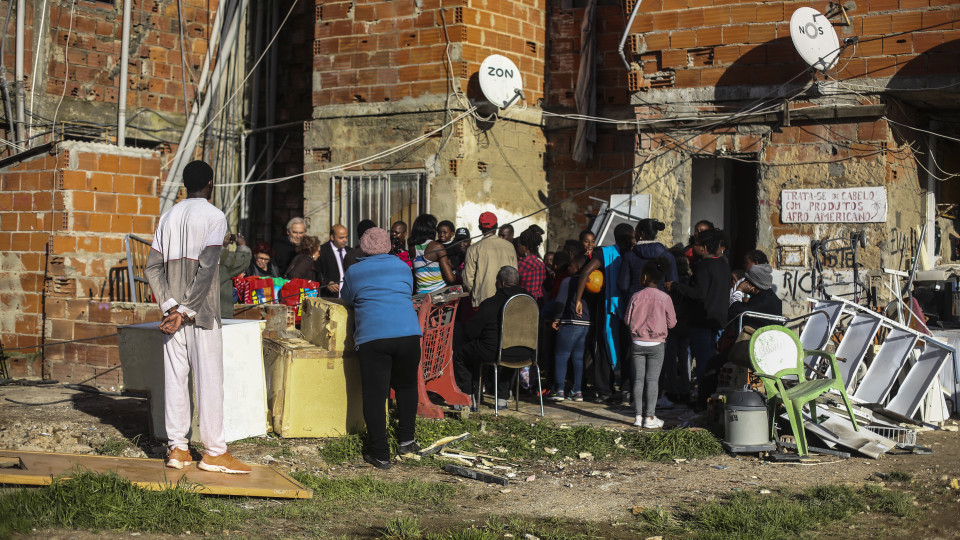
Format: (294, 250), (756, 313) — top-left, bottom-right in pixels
(478, 55), (524, 109)
(789, 7), (841, 71)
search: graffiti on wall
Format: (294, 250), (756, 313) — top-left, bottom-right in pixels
(889, 227), (919, 268)
(772, 268), (855, 317)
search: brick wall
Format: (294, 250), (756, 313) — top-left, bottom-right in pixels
(545, 126), (637, 245)
(313, 0), (546, 106)
(626, 0), (960, 89)
(0, 141), (161, 382)
(41, 0), (216, 114)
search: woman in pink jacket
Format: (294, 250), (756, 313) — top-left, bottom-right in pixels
(623, 257), (677, 429)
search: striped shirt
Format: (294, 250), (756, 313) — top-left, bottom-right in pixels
(413, 243), (445, 294)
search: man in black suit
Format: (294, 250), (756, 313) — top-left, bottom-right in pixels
(315, 224), (350, 297)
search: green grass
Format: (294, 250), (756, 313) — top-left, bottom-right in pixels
(633, 483), (915, 540)
(316, 414), (723, 466)
(242, 472), (460, 528)
(413, 515), (601, 540)
(382, 516), (425, 539)
(0, 470), (461, 538)
(0, 470), (244, 538)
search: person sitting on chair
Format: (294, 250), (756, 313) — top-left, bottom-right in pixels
(452, 266), (531, 410)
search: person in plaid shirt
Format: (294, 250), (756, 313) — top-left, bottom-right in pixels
(516, 227), (546, 301)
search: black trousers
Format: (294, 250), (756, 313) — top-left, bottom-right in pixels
(453, 341), (514, 400)
(356, 335), (421, 461)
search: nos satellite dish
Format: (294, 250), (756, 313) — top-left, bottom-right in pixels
(790, 7), (841, 71)
(478, 55), (524, 108)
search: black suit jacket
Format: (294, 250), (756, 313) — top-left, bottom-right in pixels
(314, 241), (346, 297)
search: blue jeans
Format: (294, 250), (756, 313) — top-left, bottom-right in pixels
(689, 326), (718, 383)
(553, 324), (589, 394)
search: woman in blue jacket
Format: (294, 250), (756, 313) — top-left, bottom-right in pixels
(341, 227), (423, 470)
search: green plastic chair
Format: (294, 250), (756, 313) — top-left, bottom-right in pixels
(748, 325), (859, 456)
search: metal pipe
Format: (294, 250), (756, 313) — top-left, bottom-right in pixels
(118, 0), (132, 146)
(160, 0), (229, 211)
(263, 1), (278, 235)
(617, 0), (643, 70)
(243, 0), (264, 239)
(15, 0), (26, 145)
(0, 0), (16, 143)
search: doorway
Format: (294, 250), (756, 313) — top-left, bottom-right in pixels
(690, 156), (759, 268)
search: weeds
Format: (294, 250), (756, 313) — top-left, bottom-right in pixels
(417, 515), (602, 540)
(382, 516), (424, 539)
(0, 470), (242, 537)
(95, 434), (141, 456)
(886, 470), (913, 483)
(634, 483), (915, 540)
(318, 432), (365, 464)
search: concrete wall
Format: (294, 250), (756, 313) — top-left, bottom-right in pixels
(304, 98), (548, 240)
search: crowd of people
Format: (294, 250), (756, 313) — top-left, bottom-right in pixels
(218, 209), (784, 434)
(152, 160), (788, 472)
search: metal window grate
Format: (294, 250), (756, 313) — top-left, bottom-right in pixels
(330, 172), (427, 246)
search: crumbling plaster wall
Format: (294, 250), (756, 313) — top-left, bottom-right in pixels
(628, 107), (927, 315)
(303, 99), (547, 239)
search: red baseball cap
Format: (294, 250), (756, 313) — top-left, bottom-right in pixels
(478, 211), (498, 229)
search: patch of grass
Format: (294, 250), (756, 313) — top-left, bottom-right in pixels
(256, 473), (461, 525)
(422, 515), (602, 540)
(382, 516), (424, 539)
(309, 414), (723, 467)
(291, 473), (458, 509)
(318, 432), (365, 464)
(0, 470), (242, 537)
(886, 470), (913, 483)
(635, 483), (915, 540)
(411, 415), (722, 462)
(95, 435), (141, 456)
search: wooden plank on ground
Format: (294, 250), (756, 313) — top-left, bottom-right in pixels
(0, 449), (312, 499)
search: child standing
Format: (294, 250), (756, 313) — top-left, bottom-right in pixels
(549, 255), (591, 402)
(624, 257), (677, 429)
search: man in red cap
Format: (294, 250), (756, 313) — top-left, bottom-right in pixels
(463, 211), (518, 308)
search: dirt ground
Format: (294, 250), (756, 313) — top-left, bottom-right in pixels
(2, 383), (960, 538)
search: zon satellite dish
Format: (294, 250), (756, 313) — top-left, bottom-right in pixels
(478, 55), (524, 108)
(790, 7), (841, 71)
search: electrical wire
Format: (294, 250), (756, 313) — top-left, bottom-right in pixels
(883, 117), (960, 145)
(214, 107), (477, 187)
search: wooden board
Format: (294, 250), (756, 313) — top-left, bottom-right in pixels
(0, 449), (312, 499)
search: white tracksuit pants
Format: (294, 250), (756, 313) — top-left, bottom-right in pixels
(162, 321), (227, 456)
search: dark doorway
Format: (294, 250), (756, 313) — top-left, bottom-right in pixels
(690, 156), (759, 268)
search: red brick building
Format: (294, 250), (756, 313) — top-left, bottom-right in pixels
(1, 0), (958, 384)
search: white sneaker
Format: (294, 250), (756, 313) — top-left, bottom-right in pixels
(642, 416), (664, 429)
(657, 396), (674, 409)
(633, 415), (644, 427)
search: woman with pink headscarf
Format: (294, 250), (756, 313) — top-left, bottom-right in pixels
(340, 227), (423, 470)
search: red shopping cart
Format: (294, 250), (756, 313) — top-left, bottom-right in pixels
(410, 287), (473, 418)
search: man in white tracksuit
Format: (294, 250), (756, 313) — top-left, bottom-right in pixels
(145, 160), (250, 474)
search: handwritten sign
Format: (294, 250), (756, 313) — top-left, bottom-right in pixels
(781, 187), (886, 223)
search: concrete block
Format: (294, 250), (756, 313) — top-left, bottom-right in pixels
(300, 297), (355, 352)
(118, 319), (269, 443)
(262, 337), (365, 438)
